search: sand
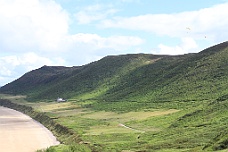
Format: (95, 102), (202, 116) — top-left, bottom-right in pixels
(0, 106), (60, 152)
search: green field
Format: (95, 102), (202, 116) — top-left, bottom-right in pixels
(1, 94), (227, 152)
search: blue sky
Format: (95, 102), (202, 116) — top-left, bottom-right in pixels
(0, 0), (228, 86)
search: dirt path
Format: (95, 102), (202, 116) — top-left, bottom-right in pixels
(0, 106), (59, 152)
(118, 123), (145, 133)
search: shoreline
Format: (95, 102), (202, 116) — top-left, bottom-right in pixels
(0, 106), (59, 152)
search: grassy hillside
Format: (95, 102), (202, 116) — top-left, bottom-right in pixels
(2, 42), (227, 103)
(99, 42), (228, 102)
(0, 53), (168, 101)
(0, 66), (79, 95)
(0, 42), (227, 151)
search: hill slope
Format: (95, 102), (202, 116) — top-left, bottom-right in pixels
(0, 42), (228, 151)
(0, 41), (228, 102)
(0, 66), (79, 95)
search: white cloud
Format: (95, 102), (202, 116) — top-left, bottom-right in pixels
(0, 0), (142, 55)
(0, 76), (13, 86)
(0, 52), (66, 85)
(70, 33), (144, 50)
(154, 37), (198, 55)
(101, 3), (228, 42)
(58, 32), (144, 67)
(75, 4), (118, 24)
(0, 0), (69, 53)
(40, 33), (143, 68)
(0, 52), (66, 71)
(65, 33), (144, 65)
(0, 0), (69, 85)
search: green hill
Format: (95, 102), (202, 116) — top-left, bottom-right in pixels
(0, 66), (79, 95)
(0, 41), (227, 151)
(1, 41), (227, 103)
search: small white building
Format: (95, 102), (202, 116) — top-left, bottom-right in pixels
(56, 97), (66, 102)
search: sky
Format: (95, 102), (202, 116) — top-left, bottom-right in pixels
(0, 0), (228, 86)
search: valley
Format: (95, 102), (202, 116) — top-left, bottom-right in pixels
(0, 42), (227, 151)
(0, 94), (227, 152)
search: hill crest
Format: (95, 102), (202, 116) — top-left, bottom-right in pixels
(0, 41), (227, 102)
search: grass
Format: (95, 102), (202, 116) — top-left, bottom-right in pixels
(1, 94), (228, 151)
(51, 99), (227, 151)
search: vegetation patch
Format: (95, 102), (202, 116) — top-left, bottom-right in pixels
(0, 42), (228, 151)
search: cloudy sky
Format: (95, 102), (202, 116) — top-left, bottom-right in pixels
(0, 0), (228, 86)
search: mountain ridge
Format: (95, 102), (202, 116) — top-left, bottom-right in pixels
(0, 41), (227, 102)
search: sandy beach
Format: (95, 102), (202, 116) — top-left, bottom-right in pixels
(0, 106), (59, 152)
